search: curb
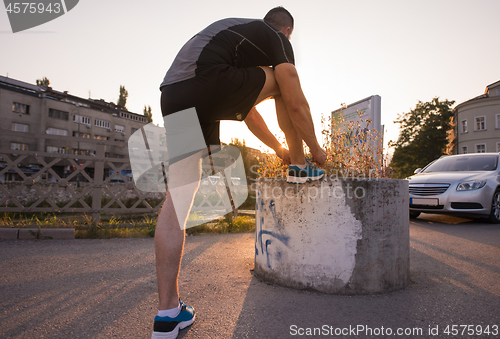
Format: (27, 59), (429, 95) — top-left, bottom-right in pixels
(0, 228), (75, 240)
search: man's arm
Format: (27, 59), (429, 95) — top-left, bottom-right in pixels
(244, 107), (290, 164)
(274, 63), (326, 165)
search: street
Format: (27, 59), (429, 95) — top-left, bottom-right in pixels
(0, 214), (499, 338)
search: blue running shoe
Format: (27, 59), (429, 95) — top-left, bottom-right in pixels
(287, 159), (324, 183)
(151, 301), (195, 339)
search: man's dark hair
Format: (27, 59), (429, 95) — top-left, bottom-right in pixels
(264, 6), (294, 30)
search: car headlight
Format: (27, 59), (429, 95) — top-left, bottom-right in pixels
(456, 180), (486, 191)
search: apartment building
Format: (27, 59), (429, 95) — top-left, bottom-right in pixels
(0, 75), (151, 181)
(454, 80), (500, 154)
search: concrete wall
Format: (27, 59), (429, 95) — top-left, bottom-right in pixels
(254, 177), (409, 294)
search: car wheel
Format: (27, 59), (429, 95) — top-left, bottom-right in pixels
(489, 189), (500, 224)
(410, 211), (421, 219)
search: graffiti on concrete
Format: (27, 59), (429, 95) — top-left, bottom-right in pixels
(255, 192), (290, 269)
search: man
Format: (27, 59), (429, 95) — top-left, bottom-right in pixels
(152, 7), (327, 338)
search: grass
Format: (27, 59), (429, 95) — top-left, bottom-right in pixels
(74, 214), (255, 239)
(75, 226), (152, 239)
(186, 215), (255, 236)
(2, 196), (257, 239)
(0, 211), (254, 239)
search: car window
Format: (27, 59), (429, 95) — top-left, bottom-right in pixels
(423, 155), (498, 172)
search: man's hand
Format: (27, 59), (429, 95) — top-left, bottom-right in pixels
(275, 147), (291, 165)
(311, 147), (327, 167)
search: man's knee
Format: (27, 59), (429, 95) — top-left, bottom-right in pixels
(254, 67), (280, 105)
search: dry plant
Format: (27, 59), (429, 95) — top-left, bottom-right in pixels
(257, 135), (289, 179)
(258, 112), (391, 179)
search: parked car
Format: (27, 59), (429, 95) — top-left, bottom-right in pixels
(408, 153), (500, 223)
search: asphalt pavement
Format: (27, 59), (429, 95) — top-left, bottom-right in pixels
(0, 214), (499, 338)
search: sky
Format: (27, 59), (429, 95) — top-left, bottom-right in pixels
(1, 0), (499, 154)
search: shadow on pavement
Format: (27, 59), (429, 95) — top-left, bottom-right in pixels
(412, 214), (500, 248)
(231, 223), (500, 339)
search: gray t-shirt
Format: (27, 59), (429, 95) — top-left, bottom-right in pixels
(160, 18), (295, 88)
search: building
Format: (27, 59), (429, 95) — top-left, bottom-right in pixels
(453, 80), (500, 154)
(0, 75), (150, 181)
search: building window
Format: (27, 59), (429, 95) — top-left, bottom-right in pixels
(475, 116), (486, 131)
(94, 135), (109, 140)
(114, 154), (125, 159)
(73, 131), (90, 138)
(95, 119), (110, 129)
(11, 123), (29, 132)
(48, 108), (69, 120)
(46, 146), (68, 154)
(131, 127), (138, 134)
(11, 143), (28, 151)
(73, 114), (91, 125)
(476, 144), (486, 153)
(497, 142), (500, 153)
(12, 102), (30, 114)
(461, 120), (467, 133)
(46, 127), (68, 136)
(462, 146), (468, 154)
(496, 114), (500, 129)
(73, 149), (95, 156)
(115, 125), (125, 133)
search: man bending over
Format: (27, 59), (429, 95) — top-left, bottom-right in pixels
(152, 7), (327, 339)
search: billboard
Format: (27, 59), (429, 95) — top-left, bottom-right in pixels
(331, 95), (382, 135)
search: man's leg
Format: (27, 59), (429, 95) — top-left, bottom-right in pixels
(254, 67), (305, 164)
(155, 151), (202, 310)
(154, 192), (185, 310)
(252, 66), (323, 183)
(274, 94), (305, 165)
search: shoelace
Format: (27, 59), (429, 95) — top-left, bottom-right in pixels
(305, 159), (319, 170)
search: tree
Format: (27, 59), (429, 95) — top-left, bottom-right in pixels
(390, 97), (455, 179)
(143, 105), (153, 123)
(228, 138), (260, 180)
(117, 85), (128, 109)
(36, 77), (50, 87)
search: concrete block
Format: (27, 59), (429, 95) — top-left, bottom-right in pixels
(18, 228), (74, 240)
(254, 177), (409, 295)
(0, 228), (19, 240)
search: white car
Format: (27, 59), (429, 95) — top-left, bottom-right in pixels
(408, 153), (500, 223)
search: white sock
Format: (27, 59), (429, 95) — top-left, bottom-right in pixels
(158, 302), (181, 318)
(291, 163), (306, 169)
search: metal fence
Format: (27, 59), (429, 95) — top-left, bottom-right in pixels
(0, 130), (242, 226)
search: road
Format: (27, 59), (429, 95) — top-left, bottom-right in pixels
(0, 214), (499, 338)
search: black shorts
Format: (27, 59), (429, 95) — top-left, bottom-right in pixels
(161, 64), (266, 146)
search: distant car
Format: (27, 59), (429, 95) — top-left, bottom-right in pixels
(408, 153), (500, 223)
